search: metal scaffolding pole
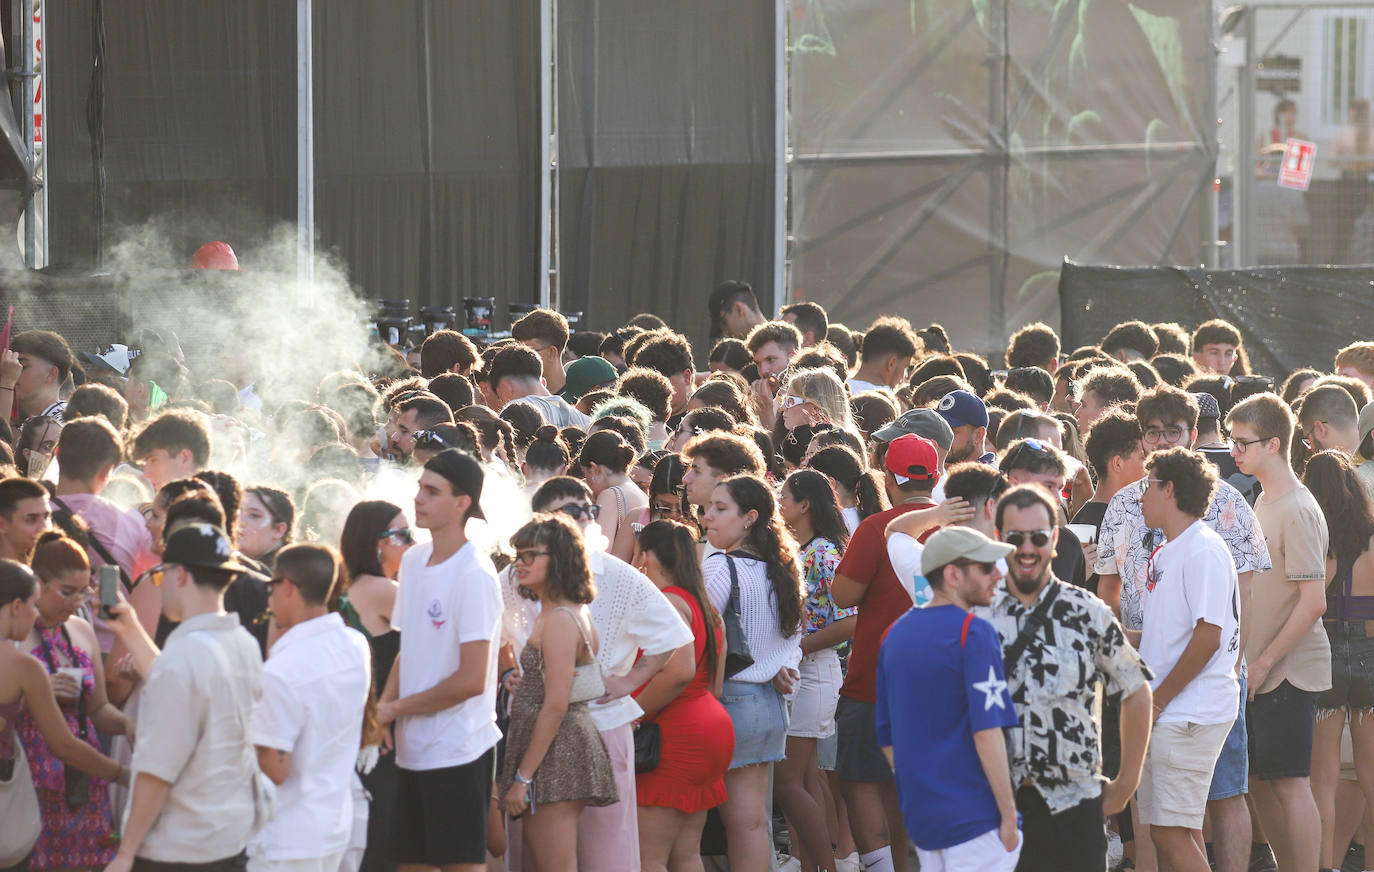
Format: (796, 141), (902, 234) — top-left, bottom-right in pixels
(296, 0), (315, 305)
(773, 0), (787, 309)
(21, 0), (34, 268)
(1236, 9), (1256, 267)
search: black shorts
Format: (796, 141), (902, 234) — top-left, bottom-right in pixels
(1247, 679), (1318, 781)
(834, 696), (893, 783)
(1318, 630), (1374, 714)
(393, 748), (496, 866)
(1015, 787), (1106, 872)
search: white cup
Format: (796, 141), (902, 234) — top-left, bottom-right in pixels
(1065, 523), (1097, 545)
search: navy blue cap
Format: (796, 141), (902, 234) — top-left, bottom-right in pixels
(936, 390), (990, 430)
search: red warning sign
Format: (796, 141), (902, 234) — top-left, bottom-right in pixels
(1277, 138), (1317, 191)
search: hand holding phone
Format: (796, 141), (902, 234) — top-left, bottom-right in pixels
(98, 565), (120, 620)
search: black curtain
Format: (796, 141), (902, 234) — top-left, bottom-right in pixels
(47, 1), (296, 266)
(44, 1), (540, 320)
(1058, 260), (1374, 378)
(314, 0), (540, 314)
(557, 0), (776, 354)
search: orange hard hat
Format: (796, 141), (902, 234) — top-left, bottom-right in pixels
(190, 241), (241, 270)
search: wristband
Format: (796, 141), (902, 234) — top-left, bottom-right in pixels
(514, 770), (533, 785)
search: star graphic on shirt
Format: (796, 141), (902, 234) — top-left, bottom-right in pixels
(972, 665), (1008, 711)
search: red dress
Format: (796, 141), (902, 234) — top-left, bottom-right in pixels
(634, 587), (735, 813)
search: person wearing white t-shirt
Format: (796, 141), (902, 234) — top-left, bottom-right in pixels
(886, 462), (1001, 604)
(251, 543), (371, 872)
(528, 476), (695, 872)
(1137, 449), (1239, 872)
(378, 449), (503, 872)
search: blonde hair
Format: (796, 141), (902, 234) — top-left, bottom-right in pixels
(782, 368), (857, 434)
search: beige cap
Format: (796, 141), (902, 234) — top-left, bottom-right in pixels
(1360, 401), (1374, 448)
(920, 526), (1015, 578)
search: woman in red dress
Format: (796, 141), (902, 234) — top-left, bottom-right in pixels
(633, 520), (735, 872)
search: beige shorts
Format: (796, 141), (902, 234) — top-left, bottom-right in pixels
(1137, 720), (1232, 829)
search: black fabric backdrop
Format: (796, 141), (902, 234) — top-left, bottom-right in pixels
(43, 1), (540, 322)
(556, 0), (776, 351)
(1058, 259), (1374, 378)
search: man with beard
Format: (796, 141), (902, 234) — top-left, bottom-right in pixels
(977, 485), (1153, 872)
(937, 390), (993, 464)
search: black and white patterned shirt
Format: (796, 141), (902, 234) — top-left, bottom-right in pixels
(977, 579), (1152, 813)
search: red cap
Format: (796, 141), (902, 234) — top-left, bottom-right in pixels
(885, 433), (940, 485)
(190, 241), (240, 271)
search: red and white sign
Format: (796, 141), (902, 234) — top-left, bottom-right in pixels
(1277, 138), (1317, 191)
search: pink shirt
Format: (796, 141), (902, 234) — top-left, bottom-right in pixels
(54, 492), (159, 651)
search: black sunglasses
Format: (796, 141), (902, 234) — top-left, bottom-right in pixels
(413, 429), (451, 451)
(557, 503), (601, 521)
(952, 560), (997, 574)
(1002, 529), (1052, 548)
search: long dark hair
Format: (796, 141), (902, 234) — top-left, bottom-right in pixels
(783, 469), (850, 552)
(808, 445), (887, 520)
(637, 519), (720, 675)
(1302, 450), (1374, 562)
(718, 474), (803, 636)
(340, 499), (405, 580)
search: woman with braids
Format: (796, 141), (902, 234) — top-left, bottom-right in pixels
(338, 500), (411, 872)
(0, 559), (127, 869)
(807, 445), (888, 534)
(701, 474), (807, 872)
(499, 514), (617, 871)
(776, 469), (857, 872)
(1301, 450), (1374, 869)
(235, 485), (294, 569)
(631, 520), (734, 872)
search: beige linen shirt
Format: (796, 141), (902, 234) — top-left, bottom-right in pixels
(128, 612), (263, 862)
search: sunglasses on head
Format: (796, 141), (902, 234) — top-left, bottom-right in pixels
(1002, 529), (1052, 548)
(413, 430), (451, 450)
(557, 503), (601, 521)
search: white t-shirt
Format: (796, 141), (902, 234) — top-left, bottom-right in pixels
(888, 530), (1005, 607)
(251, 613), (371, 860)
(847, 377), (883, 394)
(841, 507), (861, 535)
(392, 541), (504, 770)
(1140, 520), (1240, 726)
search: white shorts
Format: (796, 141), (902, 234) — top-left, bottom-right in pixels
(915, 826), (1022, 872)
(246, 852), (345, 872)
(1137, 720), (1232, 829)
(787, 648), (842, 739)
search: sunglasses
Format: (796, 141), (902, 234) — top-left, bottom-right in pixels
(953, 560), (997, 574)
(264, 576), (289, 593)
(1002, 529), (1052, 548)
(557, 503), (601, 521)
(413, 430), (451, 451)
(378, 526), (415, 545)
(1004, 437), (1049, 472)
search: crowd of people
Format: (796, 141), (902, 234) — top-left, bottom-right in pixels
(3, 281), (1374, 872)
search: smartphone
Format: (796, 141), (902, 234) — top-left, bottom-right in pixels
(98, 565), (120, 620)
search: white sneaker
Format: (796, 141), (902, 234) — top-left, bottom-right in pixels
(776, 854), (802, 872)
(836, 853), (863, 872)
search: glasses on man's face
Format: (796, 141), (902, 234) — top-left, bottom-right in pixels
(1142, 426), (1185, 445)
(378, 526), (415, 546)
(513, 550), (550, 566)
(557, 503), (601, 522)
(1142, 477), (1166, 493)
(1300, 421), (1327, 452)
(1002, 529), (1052, 549)
(953, 560), (997, 575)
(1231, 436), (1271, 454)
(264, 576), (288, 593)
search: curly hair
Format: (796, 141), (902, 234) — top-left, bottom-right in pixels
(717, 474), (803, 636)
(510, 513), (596, 604)
(1145, 448), (1217, 519)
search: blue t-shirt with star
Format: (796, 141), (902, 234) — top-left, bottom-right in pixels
(876, 603), (1018, 850)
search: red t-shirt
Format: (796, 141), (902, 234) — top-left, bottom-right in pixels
(838, 500), (937, 704)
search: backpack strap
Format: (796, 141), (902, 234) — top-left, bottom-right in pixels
(960, 612), (975, 649)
